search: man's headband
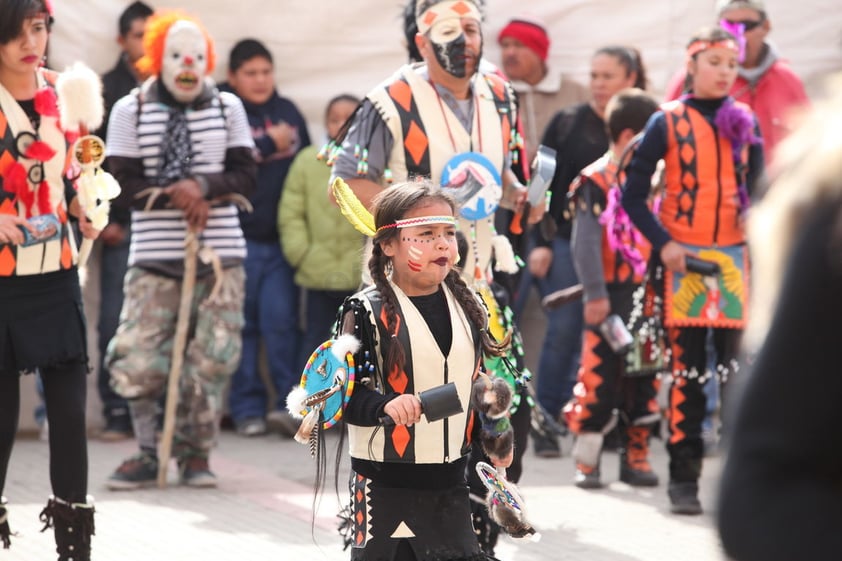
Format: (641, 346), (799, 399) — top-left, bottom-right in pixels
(686, 38), (740, 59)
(376, 216), (457, 233)
(416, 0), (482, 36)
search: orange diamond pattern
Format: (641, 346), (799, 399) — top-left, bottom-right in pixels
(675, 116), (691, 138)
(0, 246), (15, 276)
(682, 171), (696, 190)
(0, 198), (15, 214)
(0, 149), (14, 178)
(60, 237), (72, 269)
(391, 424), (410, 458)
(680, 143), (695, 164)
(388, 365), (409, 394)
(452, 1), (471, 15)
(389, 80), (413, 113)
(404, 121), (428, 167)
(422, 10), (437, 27)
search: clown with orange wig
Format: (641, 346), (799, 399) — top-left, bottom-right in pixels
(102, 10), (257, 491)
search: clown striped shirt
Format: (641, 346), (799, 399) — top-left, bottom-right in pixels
(106, 85), (254, 265)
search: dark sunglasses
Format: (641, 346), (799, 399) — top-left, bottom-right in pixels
(724, 19), (764, 31)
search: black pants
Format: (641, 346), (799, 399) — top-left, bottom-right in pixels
(0, 362), (89, 502)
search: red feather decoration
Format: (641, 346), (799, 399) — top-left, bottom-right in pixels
(25, 140), (56, 162)
(33, 87), (59, 118)
(2, 162), (26, 194)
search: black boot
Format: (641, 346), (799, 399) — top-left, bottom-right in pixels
(39, 496), (95, 561)
(668, 481), (702, 515)
(0, 496), (11, 549)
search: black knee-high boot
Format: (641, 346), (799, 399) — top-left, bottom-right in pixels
(0, 496), (11, 549)
(39, 496), (95, 561)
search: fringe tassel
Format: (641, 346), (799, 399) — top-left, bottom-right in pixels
(0, 497), (12, 549)
(491, 235), (519, 274)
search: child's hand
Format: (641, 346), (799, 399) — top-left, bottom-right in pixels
(584, 297), (610, 327)
(660, 240), (694, 274)
(383, 394), (422, 426)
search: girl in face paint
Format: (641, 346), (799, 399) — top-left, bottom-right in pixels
(373, 184), (459, 296)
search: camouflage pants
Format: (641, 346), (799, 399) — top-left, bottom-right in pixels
(106, 266), (245, 457)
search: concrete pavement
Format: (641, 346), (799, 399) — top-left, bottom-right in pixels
(2, 427), (726, 561)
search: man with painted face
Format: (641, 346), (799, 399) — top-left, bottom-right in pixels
(328, 0), (543, 555)
(102, 11), (256, 490)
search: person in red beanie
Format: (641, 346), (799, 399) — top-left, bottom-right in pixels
(497, 17), (588, 163)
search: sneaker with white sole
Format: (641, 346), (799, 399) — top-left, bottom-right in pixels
(179, 456), (217, 488)
(107, 452), (158, 490)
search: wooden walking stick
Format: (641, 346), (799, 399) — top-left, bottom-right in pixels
(157, 227), (199, 488)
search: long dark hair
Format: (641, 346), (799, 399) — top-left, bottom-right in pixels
(368, 181), (510, 379)
(0, 0), (51, 45)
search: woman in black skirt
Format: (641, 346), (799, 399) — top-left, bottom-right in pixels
(0, 0), (101, 558)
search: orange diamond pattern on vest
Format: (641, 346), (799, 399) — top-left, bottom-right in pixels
(404, 121), (428, 167)
(0, 246), (15, 276)
(391, 424), (410, 457)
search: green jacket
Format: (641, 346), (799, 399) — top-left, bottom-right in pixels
(278, 145), (364, 291)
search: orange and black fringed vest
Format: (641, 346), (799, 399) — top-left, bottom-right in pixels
(660, 100), (747, 247)
(0, 69), (77, 276)
(571, 154), (650, 285)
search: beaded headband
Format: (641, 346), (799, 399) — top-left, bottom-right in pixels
(686, 38), (740, 59)
(376, 215), (457, 233)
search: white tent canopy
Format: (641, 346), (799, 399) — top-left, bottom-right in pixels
(50, 1), (840, 141)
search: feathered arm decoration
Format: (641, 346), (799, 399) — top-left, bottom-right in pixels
(331, 177), (376, 237)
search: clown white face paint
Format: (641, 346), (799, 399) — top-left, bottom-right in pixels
(161, 20), (208, 103)
(428, 16), (482, 78)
